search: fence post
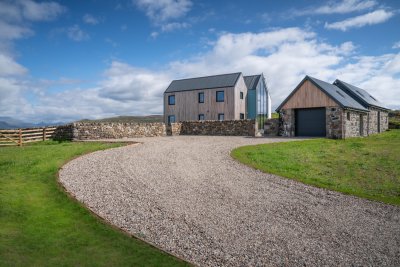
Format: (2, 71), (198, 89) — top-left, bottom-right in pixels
(43, 127), (46, 141)
(19, 129), (22, 146)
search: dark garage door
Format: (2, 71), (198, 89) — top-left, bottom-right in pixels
(295, 108), (326, 137)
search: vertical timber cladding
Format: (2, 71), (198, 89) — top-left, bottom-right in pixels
(281, 80), (339, 137)
(295, 108), (326, 137)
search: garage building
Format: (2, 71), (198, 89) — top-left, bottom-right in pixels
(276, 76), (389, 139)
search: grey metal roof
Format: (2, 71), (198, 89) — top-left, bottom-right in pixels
(276, 76), (369, 112)
(165, 72), (241, 93)
(333, 79), (389, 110)
(244, 75), (261, 90)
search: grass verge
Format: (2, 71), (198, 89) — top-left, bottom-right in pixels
(0, 141), (189, 267)
(231, 130), (400, 206)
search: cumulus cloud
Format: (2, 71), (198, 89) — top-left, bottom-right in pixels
(325, 9), (394, 31)
(83, 13), (99, 25)
(0, 54), (27, 76)
(18, 0), (66, 21)
(294, 0), (376, 16)
(134, 0), (192, 23)
(2, 27), (400, 123)
(393, 41), (400, 49)
(67, 25), (90, 41)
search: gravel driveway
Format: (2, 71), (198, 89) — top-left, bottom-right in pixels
(59, 136), (400, 266)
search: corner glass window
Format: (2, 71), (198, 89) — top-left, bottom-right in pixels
(240, 113), (244, 120)
(168, 115), (175, 125)
(216, 91), (224, 102)
(198, 114), (205, 121)
(218, 113), (224, 121)
(168, 95), (175, 105)
(240, 92), (243, 99)
(198, 92), (204, 103)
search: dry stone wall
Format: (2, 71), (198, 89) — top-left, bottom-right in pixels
(264, 119), (279, 136)
(326, 107), (343, 139)
(72, 122), (166, 140)
(170, 120), (256, 136)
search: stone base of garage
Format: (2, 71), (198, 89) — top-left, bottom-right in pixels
(279, 107), (388, 139)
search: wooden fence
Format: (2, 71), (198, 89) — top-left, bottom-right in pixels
(0, 127), (57, 147)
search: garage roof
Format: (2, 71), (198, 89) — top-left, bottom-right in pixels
(165, 72), (241, 93)
(333, 79), (389, 110)
(276, 76), (369, 112)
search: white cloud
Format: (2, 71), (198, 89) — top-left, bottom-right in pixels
(67, 25), (90, 41)
(134, 0), (192, 23)
(19, 0), (66, 21)
(83, 13), (99, 25)
(1, 27), (400, 123)
(296, 0), (377, 16)
(393, 41), (400, 49)
(0, 53), (27, 76)
(161, 22), (189, 32)
(325, 9), (394, 31)
(0, 20), (33, 40)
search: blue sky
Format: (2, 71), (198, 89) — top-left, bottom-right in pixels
(1, 0), (399, 122)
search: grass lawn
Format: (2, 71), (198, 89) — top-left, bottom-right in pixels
(0, 141), (189, 267)
(231, 130), (400, 206)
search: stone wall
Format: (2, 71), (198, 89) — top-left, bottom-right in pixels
(53, 124), (74, 141)
(72, 122), (166, 140)
(368, 108), (389, 134)
(279, 109), (295, 137)
(326, 107), (343, 139)
(264, 118), (279, 136)
(170, 120), (256, 136)
(342, 110), (368, 138)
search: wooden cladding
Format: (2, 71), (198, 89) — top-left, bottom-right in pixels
(282, 80), (338, 109)
(0, 127), (57, 147)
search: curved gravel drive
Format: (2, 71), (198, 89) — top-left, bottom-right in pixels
(59, 136), (400, 266)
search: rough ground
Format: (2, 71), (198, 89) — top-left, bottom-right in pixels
(59, 136), (400, 266)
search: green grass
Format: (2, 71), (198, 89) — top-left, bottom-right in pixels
(78, 115), (163, 123)
(231, 130), (400, 206)
(0, 141), (188, 267)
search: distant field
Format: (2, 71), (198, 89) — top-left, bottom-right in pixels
(389, 110), (400, 129)
(232, 130), (400, 205)
(78, 115), (163, 123)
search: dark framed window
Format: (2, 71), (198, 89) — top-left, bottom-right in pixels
(168, 95), (175, 105)
(218, 113), (224, 121)
(216, 91), (224, 102)
(167, 115), (175, 125)
(198, 114), (205, 121)
(240, 92), (243, 99)
(240, 113), (244, 120)
(347, 112), (350, 120)
(198, 92), (204, 103)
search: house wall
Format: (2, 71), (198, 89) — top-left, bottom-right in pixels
(368, 108), (389, 134)
(234, 76), (247, 119)
(164, 86), (236, 123)
(342, 110), (368, 138)
(326, 107), (343, 139)
(281, 80), (338, 109)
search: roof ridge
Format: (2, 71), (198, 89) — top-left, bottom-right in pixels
(171, 72), (242, 82)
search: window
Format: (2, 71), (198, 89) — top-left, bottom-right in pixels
(198, 114), (205, 121)
(240, 92), (243, 99)
(167, 115), (175, 125)
(218, 113), (224, 121)
(216, 91), (224, 102)
(347, 112), (350, 120)
(198, 92), (204, 103)
(168, 95), (175, 105)
(240, 113), (244, 120)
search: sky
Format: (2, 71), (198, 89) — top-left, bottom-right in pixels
(0, 0), (399, 123)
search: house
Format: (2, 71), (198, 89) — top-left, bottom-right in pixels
(276, 75), (389, 138)
(163, 72), (271, 126)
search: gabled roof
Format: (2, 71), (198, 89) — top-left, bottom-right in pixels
(165, 72), (242, 93)
(333, 79), (389, 110)
(276, 76), (369, 112)
(244, 75), (261, 90)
